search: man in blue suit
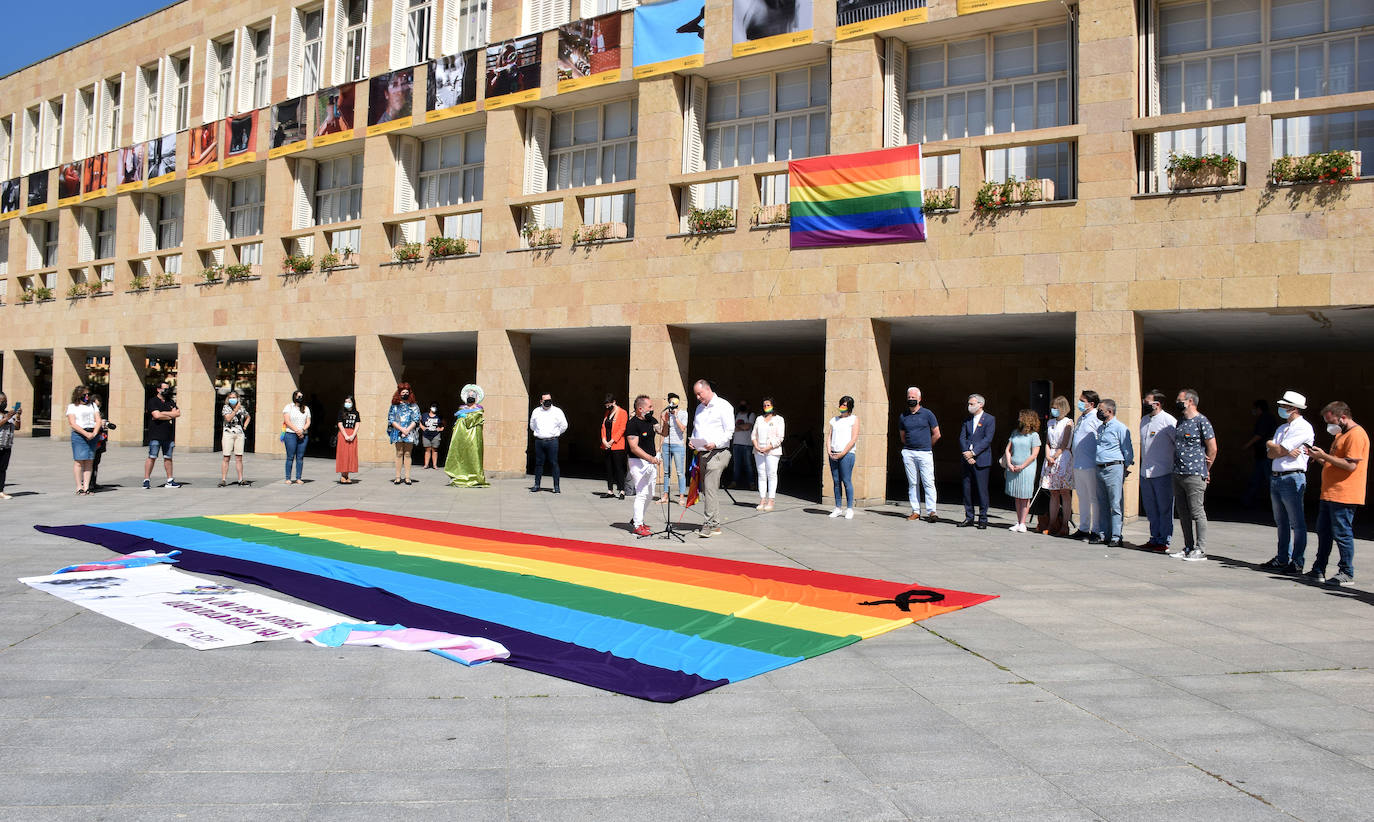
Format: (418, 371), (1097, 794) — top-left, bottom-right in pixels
(958, 393), (996, 529)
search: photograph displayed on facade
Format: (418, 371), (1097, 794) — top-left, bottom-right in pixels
(188, 122), (220, 177)
(147, 134), (177, 184)
(82, 152), (109, 197)
(367, 68), (414, 134)
(1, 178), (21, 216)
(427, 51), (480, 121)
(557, 15), (622, 94)
(224, 111), (258, 167)
(315, 83), (356, 145)
(57, 161), (84, 204)
(836, 0), (928, 40)
(26, 171), (49, 210)
(733, 0), (813, 57)
(270, 97), (309, 157)
(633, 0), (706, 79)
(117, 144), (145, 191)
(484, 36), (541, 109)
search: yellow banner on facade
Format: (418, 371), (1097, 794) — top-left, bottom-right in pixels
(424, 101), (479, 123)
(558, 69), (620, 95)
(147, 172), (176, 188)
(220, 152), (257, 170)
(482, 89), (540, 111)
(267, 141), (308, 159)
(365, 115), (413, 136)
(957, 0), (1044, 13)
(312, 130), (356, 148)
(732, 30), (813, 58)
(837, 8), (928, 40)
(186, 161), (220, 178)
(632, 53), (704, 80)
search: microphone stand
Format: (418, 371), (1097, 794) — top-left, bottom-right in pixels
(644, 410), (686, 542)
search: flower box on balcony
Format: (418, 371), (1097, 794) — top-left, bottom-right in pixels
(1270, 150), (1361, 185)
(972, 178), (1054, 212)
(751, 204), (790, 226)
(522, 226), (562, 248)
(1166, 153), (1243, 191)
(921, 186), (959, 213)
(686, 206), (736, 234)
(575, 221), (629, 243)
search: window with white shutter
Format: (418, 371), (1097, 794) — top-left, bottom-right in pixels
(78, 209), (97, 261)
(453, 0), (490, 51)
(157, 192), (184, 250)
(138, 195), (159, 253)
(289, 10), (306, 97)
(315, 153), (363, 224)
(26, 220), (44, 270)
(337, 0), (371, 83)
(292, 157), (317, 228)
(304, 7), (326, 95)
(549, 99), (636, 190)
(419, 129), (484, 208)
(41, 219), (60, 267)
(523, 107), (551, 195)
(97, 207), (116, 259)
(883, 37), (906, 149)
(166, 53), (191, 133)
(22, 107), (40, 175)
(135, 62), (158, 142)
(207, 178), (229, 242)
(0, 116), (12, 179)
(75, 87), (96, 160)
(100, 77), (123, 152)
(229, 176), (266, 237)
(252, 26), (274, 109)
(406, 0), (435, 66)
(523, 0), (570, 35)
(681, 76), (706, 174)
(42, 97), (64, 168)
(394, 134), (419, 212)
(205, 37), (237, 122)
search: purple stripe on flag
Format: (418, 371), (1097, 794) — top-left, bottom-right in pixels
(789, 223), (926, 249)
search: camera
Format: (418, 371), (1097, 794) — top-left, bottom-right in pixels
(105, 422), (118, 431)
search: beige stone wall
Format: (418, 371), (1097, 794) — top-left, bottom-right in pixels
(2, 0), (1373, 508)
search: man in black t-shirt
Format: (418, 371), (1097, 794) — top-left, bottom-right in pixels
(143, 381), (182, 489)
(626, 395), (664, 537)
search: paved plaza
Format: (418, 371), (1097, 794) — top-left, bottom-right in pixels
(2, 440), (1372, 821)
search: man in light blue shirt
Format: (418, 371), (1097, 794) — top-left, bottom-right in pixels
(1138, 389), (1177, 552)
(1094, 398), (1135, 547)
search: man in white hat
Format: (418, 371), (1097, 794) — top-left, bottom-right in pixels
(1261, 390), (1315, 573)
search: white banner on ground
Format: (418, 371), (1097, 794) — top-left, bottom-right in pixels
(20, 565), (344, 650)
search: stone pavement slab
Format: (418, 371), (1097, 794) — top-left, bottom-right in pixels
(1, 440), (1371, 819)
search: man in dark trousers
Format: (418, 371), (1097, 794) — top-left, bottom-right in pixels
(958, 393), (995, 529)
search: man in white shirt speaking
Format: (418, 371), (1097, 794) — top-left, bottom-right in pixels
(691, 379), (735, 539)
(529, 392), (569, 494)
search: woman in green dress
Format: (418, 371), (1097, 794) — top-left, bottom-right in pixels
(444, 383), (489, 487)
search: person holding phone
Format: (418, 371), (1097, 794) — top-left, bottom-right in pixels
(0, 393), (20, 499)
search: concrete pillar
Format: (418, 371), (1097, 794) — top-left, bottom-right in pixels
(108, 345), (148, 446)
(629, 325), (690, 410)
(355, 334), (404, 465)
(255, 338), (302, 456)
(1245, 114), (1272, 191)
(822, 318), (891, 507)
(476, 329), (531, 478)
(829, 36), (883, 156)
(2, 350), (38, 438)
(51, 345), (89, 439)
(176, 341), (219, 452)
(1075, 310), (1144, 518)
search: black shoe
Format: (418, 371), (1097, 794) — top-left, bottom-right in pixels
(1070, 530), (1089, 540)
(529, 486), (541, 492)
(1088, 534), (1104, 545)
(975, 522), (987, 530)
(956, 519), (974, 528)
(1258, 558), (1290, 571)
(1107, 537), (1123, 548)
(925, 513), (938, 523)
(1283, 562), (1302, 575)
(552, 488), (560, 494)
(1302, 567), (1323, 580)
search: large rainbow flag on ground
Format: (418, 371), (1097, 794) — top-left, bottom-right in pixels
(37, 510), (993, 702)
(789, 144), (925, 249)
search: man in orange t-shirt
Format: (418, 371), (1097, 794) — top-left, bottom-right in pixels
(1305, 401), (1368, 586)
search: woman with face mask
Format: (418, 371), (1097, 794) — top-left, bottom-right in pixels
(751, 397), (785, 512)
(388, 383), (421, 485)
(825, 396), (860, 519)
(1040, 395), (1075, 535)
(445, 384), (490, 487)
(66, 384), (102, 495)
(335, 395), (361, 484)
(281, 390), (311, 484)
(219, 390), (252, 486)
(420, 403), (445, 470)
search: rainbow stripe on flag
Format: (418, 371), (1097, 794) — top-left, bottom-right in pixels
(37, 510), (993, 702)
(789, 144), (925, 249)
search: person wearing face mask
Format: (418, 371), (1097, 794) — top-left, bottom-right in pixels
(445, 384), (489, 487)
(752, 397), (785, 512)
(658, 393), (688, 504)
(600, 394), (628, 499)
(731, 400), (757, 491)
(143, 380), (182, 489)
(625, 395), (664, 536)
(419, 403), (445, 470)
(66, 385), (102, 495)
(1070, 390), (1102, 539)
(529, 392), (568, 494)
(825, 397), (861, 519)
(1262, 390), (1314, 573)
(219, 390), (252, 487)
(0, 392), (20, 500)
(958, 394), (995, 529)
(387, 383), (421, 485)
(1041, 395), (1075, 536)
(1138, 389), (1177, 552)
(282, 389), (312, 484)
(1169, 388), (1216, 562)
(898, 386), (941, 522)
(1092, 399), (1134, 547)
(335, 395), (361, 484)
(1305, 401), (1368, 586)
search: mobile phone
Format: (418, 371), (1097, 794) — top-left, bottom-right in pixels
(11, 402), (19, 410)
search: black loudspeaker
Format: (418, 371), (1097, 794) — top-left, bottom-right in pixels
(1030, 379), (1052, 419)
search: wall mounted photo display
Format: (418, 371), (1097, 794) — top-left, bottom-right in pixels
(116, 144), (146, 192)
(315, 83), (357, 146)
(633, 0), (706, 79)
(732, 0), (814, 57)
(367, 68), (414, 135)
(26, 170), (50, 213)
(426, 50), (480, 122)
(484, 36), (541, 110)
(82, 151), (111, 199)
(269, 97), (309, 158)
(1, 177), (21, 218)
(835, 0), (928, 40)
(146, 134), (178, 187)
(223, 110), (258, 167)
(57, 160), (84, 205)
(187, 122), (221, 177)
(557, 14), (622, 94)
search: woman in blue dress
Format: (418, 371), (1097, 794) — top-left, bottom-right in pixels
(1002, 409), (1042, 532)
(387, 382), (421, 485)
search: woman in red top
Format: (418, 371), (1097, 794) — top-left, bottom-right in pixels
(600, 394), (627, 499)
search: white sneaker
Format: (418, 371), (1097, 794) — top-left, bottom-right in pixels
(1167, 548), (1188, 558)
(829, 508), (842, 518)
(1009, 523), (1022, 532)
(844, 508), (854, 519)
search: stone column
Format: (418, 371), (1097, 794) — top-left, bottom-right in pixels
(176, 341), (219, 452)
(2, 349), (38, 437)
(822, 318), (891, 507)
(108, 346), (147, 446)
(254, 338), (302, 456)
(51, 345), (89, 439)
(476, 329), (531, 478)
(829, 36), (883, 156)
(355, 334), (405, 465)
(629, 325), (690, 409)
(1075, 310), (1143, 518)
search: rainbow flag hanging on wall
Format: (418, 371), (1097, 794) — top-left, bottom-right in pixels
(789, 144), (925, 249)
(37, 510), (993, 702)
